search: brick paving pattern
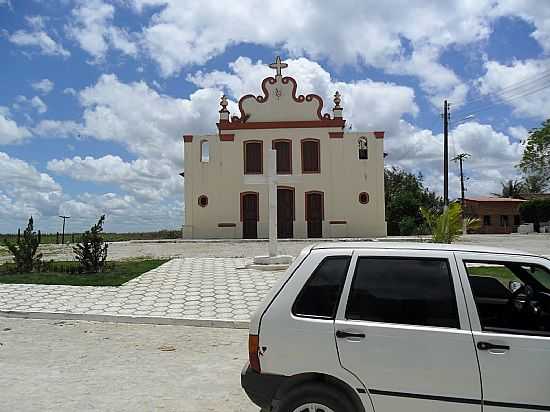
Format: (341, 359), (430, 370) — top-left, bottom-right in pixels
(0, 258), (282, 326)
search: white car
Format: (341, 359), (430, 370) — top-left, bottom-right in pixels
(241, 242), (550, 412)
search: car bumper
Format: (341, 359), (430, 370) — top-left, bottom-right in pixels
(241, 362), (288, 409)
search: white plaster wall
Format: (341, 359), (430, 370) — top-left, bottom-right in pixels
(183, 129), (386, 239)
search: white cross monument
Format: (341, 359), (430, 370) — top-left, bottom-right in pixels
(242, 56), (298, 268)
(244, 148), (294, 267)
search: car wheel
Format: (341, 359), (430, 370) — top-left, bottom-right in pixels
(276, 383), (355, 412)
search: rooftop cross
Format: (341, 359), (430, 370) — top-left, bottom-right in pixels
(269, 56), (288, 77)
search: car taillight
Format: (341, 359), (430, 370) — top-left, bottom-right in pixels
(248, 334), (261, 373)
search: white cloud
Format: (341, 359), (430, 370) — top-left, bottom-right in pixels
(0, 152), (182, 232)
(13, 95), (47, 114)
(31, 78), (54, 94)
(33, 119), (83, 138)
(47, 155), (181, 201)
(58, 192), (182, 232)
(133, 1), (501, 103)
(507, 125), (529, 141)
(66, 0), (138, 61)
(77, 73), (220, 167)
(0, 152), (63, 228)
(385, 120), (524, 198)
(0, 107), (32, 144)
(476, 58), (550, 119)
(8, 16), (70, 57)
(63, 87), (77, 96)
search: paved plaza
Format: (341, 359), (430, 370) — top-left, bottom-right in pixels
(0, 258), (281, 328)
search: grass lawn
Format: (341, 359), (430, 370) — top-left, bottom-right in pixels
(0, 259), (168, 286)
(468, 266), (516, 285)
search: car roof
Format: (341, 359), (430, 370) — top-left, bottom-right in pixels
(311, 241), (538, 257)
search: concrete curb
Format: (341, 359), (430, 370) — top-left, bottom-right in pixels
(0, 310), (250, 329)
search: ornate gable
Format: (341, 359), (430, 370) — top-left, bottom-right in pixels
(218, 57), (345, 131)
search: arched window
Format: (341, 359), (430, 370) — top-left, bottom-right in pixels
(273, 139), (292, 174)
(301, 139), (320, 173)
(244, 140), (263, 174)
(200, 140), (210, 163)
(358, 137), (368, 159)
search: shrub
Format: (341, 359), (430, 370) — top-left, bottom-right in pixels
(4, 217), (43, 273)
(73, 215), (109, 273)
(420, 203), (480, 244)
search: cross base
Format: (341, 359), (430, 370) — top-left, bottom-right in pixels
(248, 254), (294, 271)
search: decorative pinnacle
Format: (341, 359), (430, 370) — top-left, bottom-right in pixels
(333, 91), (342, 109)
(219, 94), (229, 112)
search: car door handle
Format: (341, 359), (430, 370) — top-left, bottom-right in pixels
(336, 330), (365, 339)
(477, 341), (510, 351)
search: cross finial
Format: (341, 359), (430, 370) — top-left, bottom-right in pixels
(269, 56), (288, 77)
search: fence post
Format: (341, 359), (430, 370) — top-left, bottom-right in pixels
(38, 230), (41, 244)
(56, 232), (59, 244)
(17, 228), (20, 242)
(71, 233), (74, 244)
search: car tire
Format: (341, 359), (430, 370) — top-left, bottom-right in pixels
(274, 383), (355, 412)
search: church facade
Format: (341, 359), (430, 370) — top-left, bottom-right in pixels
(182, 58), (387, 239)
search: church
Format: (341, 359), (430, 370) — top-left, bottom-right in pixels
(182, 57), (387, 239)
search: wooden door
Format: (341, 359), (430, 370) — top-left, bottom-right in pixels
(277, 187), (294, 238)
(306, 191), (323, 238)
(241, 192), (258, 239)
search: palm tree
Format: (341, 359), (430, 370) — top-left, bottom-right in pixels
(493, 180), (524, 198)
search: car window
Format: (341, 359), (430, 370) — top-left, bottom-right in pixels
(465, 261), (550, 336)
(292, 256), (351, 319)
(346, 257), (459, 328)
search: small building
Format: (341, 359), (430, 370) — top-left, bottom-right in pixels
(464, 197), (526, 234)
(182, 57), (387, 239)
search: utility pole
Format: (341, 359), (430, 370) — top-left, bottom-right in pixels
(453, 153), (471, 235)
(452, 153), (471, 207)
(443, 100), (450, 207)
(58, 215), (70, 244)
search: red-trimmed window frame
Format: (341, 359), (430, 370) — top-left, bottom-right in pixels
(243, 140), (263, 175)
(304, 190), (324, 221)
(277, 185), (296, 220)
(301, 138), (321, 174)
(240, 191), (260, 222)
(272, 139), (293, 175)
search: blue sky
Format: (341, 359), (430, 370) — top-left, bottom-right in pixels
(1, 0), (549, 232)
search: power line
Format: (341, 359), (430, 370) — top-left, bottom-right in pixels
(453, 68), (550, 112)
(455, 82), (550, 118)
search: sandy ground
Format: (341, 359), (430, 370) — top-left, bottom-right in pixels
(1, 234), (548, 263)
(0, 318), (257, 412)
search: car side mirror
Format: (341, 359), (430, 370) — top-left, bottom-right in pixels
(509, 281), (522, 293)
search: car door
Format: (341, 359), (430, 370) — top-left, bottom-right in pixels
(455, 252), (550, 412)
(334, 249), (482, 412)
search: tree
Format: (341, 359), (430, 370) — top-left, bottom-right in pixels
(420, 202), (480, 244)
(385, 167), (443, 235)
(518, 119), (550, 193)
(519, 199), (550, 232)
(4, 217), (43, 272)
(73, 215), (108, 273)
(493, 180), (525, 198)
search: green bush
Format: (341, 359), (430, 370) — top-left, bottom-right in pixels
(4, 217), (42, 273)
(73, 215), (109, 273)
(519, 199), (550, 231)
(420, 203), (480, 244)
